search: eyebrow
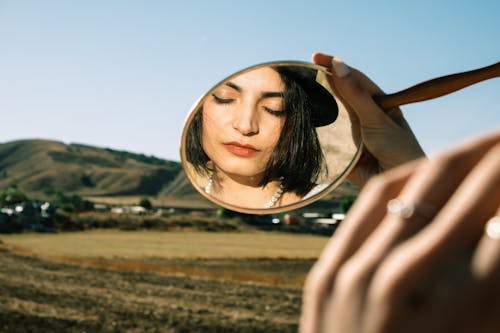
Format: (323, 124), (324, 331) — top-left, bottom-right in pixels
(225, 82), (241, 92)
(225, 81), (284, 99)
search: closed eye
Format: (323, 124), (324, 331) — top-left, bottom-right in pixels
(264, 107), (285, 117)
(212, 93), (233, 104)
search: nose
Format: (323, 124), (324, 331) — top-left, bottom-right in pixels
(232, 102), (259, 135)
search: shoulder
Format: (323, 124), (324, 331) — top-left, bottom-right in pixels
(302, 183), (329, 200)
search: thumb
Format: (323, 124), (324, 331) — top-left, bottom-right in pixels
(312, 52), (395, 129)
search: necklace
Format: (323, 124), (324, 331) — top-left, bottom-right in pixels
(204, 175), (284, 208)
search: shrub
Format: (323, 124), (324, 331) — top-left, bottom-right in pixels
(54, 192), (94, 212)
(139, 197), (152, 210)
(80, 173), (94, 187)
(0, 186), (28, 205)
(340, 196), (357, 213)
(53, 211), (85, 231)
(0, 215), (23, 233)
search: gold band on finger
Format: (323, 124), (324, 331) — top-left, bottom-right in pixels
(485, 216), (500, 240)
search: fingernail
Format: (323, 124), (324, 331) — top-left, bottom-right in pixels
(331, 56), (350, 78)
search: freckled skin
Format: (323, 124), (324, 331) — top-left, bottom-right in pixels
(202, 67), (286, 182)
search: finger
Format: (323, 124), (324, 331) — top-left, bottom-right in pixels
(385, 131), (500, 237)
(469, 210), (500, 333)
(302, 133), (499, 332)
(314, 54), (390, 128)
(473, 213), (500, 283)
(300, 159), (418, 333)
(321, 132), (499, 332)
(314, 52), (423, 177)
(363, 137), (500, 332)
(313, 52), (408, 128)
(335, 131), (500, 284)
(313, 54), (387, 127)
(313, 52), (364, 128)
(313, 52), (384, 95)
(413, 138), (499, 266)
(346, 148), (380, 187)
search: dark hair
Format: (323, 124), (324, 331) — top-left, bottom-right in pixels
(186, 66), (324, 197)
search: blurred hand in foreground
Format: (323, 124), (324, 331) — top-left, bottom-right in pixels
(312, 53), (425, 187)
(301, 130), (500, 333)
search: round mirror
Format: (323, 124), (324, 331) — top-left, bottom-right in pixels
(180, 61), (361, 214)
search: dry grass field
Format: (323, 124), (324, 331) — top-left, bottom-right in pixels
(0, 230), (330, 332)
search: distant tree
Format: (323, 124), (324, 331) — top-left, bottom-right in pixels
(217, 207), (226, 218)
(105, 148), (168, 166)
(217, 207), (251, 221)
(54, 191), (93, 212)
(80, 173), (94, 187)
(139, 197), (152, 210)
(43, 187), (57, 196)
(218, 207), (241, 218)
(0, 186), (28, 205)
(340, 196), (357, 213)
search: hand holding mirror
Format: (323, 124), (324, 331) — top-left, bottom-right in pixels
(180, 59), (500, 214)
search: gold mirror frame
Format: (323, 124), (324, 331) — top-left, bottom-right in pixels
(180, 61), (362, 215)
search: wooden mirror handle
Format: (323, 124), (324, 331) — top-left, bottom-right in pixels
(374, 61), (500, 110)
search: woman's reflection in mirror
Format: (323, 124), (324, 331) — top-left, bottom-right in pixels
(186, 66), (338, 208)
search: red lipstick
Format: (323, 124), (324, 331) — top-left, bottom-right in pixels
(223, 142), (260, 157)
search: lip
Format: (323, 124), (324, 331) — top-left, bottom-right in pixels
(223, 142), (260, 157)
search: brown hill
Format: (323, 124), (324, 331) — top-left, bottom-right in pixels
(0, 139), (181, 196)
(0, 139), (357, 210)
(159, 169), (196, 197)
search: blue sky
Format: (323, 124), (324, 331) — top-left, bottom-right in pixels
(1, 0), (498, 161)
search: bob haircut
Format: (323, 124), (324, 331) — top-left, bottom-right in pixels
(186, 66), (324, 197)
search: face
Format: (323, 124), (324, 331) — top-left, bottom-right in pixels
(201, 67), (286, 181)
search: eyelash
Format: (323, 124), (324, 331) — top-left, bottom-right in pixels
(213, 93), (285, 117)
(264, 107), (286, 117)
(212, 94), (233, 104)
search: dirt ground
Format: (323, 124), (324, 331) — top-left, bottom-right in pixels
(0, 245), (313, 332)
